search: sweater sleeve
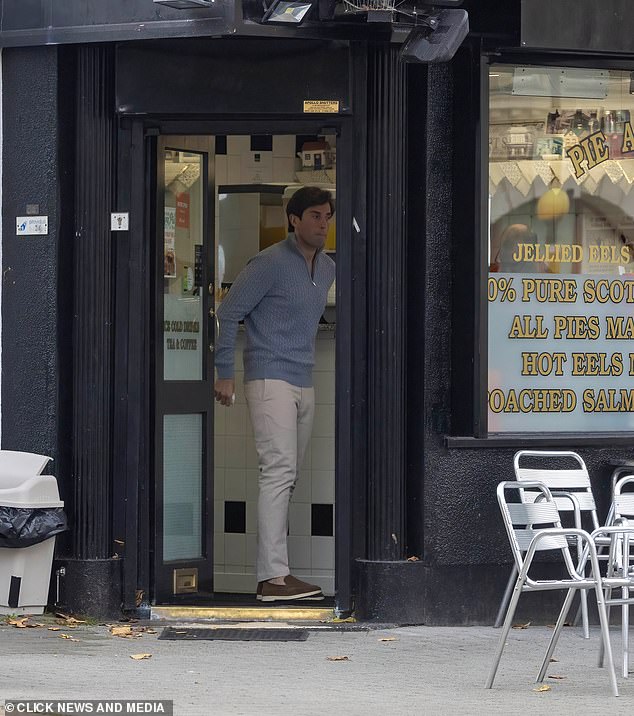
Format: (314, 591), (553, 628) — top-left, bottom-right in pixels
(215, 252), (277, 380)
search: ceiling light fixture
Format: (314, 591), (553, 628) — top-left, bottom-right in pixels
(261, 0), (316, 24)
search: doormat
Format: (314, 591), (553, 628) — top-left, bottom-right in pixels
(158, 627), (309, 642)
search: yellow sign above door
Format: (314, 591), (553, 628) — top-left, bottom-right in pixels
(303, 100), (340, 113)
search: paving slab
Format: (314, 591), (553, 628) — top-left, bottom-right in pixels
(1, 619), (633, 715)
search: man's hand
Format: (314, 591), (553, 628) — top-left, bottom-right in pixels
(214, 378), (235, 407)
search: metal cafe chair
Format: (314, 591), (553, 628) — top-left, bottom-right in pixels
(494, 450), (601, 639)
(486, 481), (619, 697)
(596, 475), (634, 678)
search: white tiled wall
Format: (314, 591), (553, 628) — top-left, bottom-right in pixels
(213, 329), (335, 596)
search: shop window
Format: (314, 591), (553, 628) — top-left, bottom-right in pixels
(488, 64), (634, 433)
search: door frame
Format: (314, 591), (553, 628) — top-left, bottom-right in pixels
(153, 135), (216, 603)
(114, 116), (365, 615)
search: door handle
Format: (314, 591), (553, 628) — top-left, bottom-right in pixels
(209, 308), (220, 338)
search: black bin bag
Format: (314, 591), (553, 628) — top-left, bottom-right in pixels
(0, 506), (68, 548)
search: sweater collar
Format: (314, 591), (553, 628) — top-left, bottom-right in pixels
(287, 233), (323, 262)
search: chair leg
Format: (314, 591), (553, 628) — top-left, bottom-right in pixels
(580, 588), (590, 639)
(494, 564), (517, 628)
(537, 587), (576, 683)
(485, 576), (523, 689)
(594, 582), (619, 697)
(622, 586), (629, 679)
(599, 586), (612, 668)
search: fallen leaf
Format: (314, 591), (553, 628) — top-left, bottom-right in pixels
(327, 656), (350, 661)
(549, 658), (559, 663)
(533, 685), (551, 693)
(48, 627), (61, 632)
(512, 622), (531, 629)
(406, 556), (420, 562)
(331, 616), (356, 623)
(8, 618), (29, 628)
(55, 612), (86, 625)
(7, 617), (44, 628)
(378, 637), (398, 642)
(548, 675), (566, 680)
(130, 653), (152, 660)
(59, 634), (80, 642)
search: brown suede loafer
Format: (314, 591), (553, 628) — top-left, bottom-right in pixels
(257, 575), (323, 602)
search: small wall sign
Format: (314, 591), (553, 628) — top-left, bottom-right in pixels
(303, 100), (340, 114)
(16, 216), (48, 235)
(111, 212), (129, 231)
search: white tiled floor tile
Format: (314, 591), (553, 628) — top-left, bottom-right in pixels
(291, 471), (310, 502)
(311, 470), (335, 503)
(245, 437), (259, 469)
(215, 155), (228, 186)
(227, 135), (251, 155)
(225, 404), (247, 436)
(313, 371), (335, 405)
(246, 469), (260, 501)
(246, 500), (258, 534)
(288, 536), (312, 570)
(213, 500), (224, 533)
(289, 502), (311, 536)
(234, 372), (246, 403)
(214, 572), (254, 594)
(213, 534), (225, 565)
(224, 468), (247, 501)
(272, 157), (296, 183)
(300, 442), (311, 470)
(224, 564), (246, 575)
(224, 534), (246, 566)
(228, 154), (242, 184)
(225, 436), (246, 468)
(213, 469), (225, 501)
(311, 437), (335, 471)
(214, 435), (225, 469)
(272, 135), (296, 157)
(214, 405), (226, 436)
(246, 535), (257, 569)
(312, 405), (334, 438)
(311, 536), (335, 570)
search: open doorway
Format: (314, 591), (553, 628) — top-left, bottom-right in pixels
(212, 133), (337, 600)
(152, 130), (337, 604)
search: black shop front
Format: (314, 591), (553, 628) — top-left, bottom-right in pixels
(4, 0), (634, 625)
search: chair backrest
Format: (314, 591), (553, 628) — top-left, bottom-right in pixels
(497, 480), (575, 575)
(613, 476), (634, 522)
(514, 450), (600, 530)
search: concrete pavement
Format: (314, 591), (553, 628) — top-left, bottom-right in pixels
(1, 617), (634, 715)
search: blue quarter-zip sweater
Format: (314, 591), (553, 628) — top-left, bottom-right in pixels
(215, 235), (335, 387)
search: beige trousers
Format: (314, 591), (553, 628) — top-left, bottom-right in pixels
(244, 379), (315, 582)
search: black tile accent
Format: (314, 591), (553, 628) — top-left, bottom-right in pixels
(311, 503), (334, 537)
(224, 501), (246, 534)
(215, 135), (227, 155)
(250, 135), (273, 152)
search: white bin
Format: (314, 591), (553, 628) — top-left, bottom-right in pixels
(0, 451), (62, 615)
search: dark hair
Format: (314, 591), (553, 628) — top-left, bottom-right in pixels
(286, 186), (335, 231)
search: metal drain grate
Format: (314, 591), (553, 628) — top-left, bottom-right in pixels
(158, 627), (309, 642)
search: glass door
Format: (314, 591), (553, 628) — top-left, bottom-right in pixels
(154, 136), (215, 602)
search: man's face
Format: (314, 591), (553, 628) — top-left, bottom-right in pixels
(290, 203), (333, 251)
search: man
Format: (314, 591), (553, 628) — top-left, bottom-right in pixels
(214, 186), (335, 602)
